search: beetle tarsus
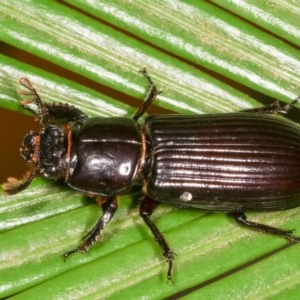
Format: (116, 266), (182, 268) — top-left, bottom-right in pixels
(164, 250), (176, 281)
(283, 231), (300, 243)
(231, 212), (300, 242)
(62, 247), (83, 261)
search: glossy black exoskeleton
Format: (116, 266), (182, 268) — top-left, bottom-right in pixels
(3, 70), (300, 280)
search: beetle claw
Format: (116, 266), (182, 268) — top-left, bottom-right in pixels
(164, 250), (176, 281)
(62, 245), (87, 261)
(284, 231), (300, 243)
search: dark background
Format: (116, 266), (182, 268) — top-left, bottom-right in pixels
(0, 107), (34, 183)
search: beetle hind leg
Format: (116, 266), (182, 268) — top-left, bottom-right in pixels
(62, 196), (118, 259)
(231, 212), (300, 242)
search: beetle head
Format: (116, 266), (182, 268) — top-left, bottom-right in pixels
(3, 125), (68, 195)
(2, 77), (67, 195)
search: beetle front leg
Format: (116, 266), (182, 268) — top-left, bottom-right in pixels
(139, 195), (175, 280)
(63, 196), (118, 258)
(231, 212), (300, 242)
(133, 68), (161, 121)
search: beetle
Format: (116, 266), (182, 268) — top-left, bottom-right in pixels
(3, 70), (300, 280)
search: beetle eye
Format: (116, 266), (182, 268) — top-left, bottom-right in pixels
(20, 131), (40, 163)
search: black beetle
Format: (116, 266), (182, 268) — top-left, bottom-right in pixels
(3, 70), (300, 280)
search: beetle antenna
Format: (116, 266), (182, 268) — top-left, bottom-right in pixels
(2, 169), (36, 195)
(19, 78), (46, 126)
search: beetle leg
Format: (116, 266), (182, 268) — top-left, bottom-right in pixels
(242, 98), (299, 115)
(139, 195), (175, 280)
(231, 212), (300, 242)
(43, 102), (87, 123)
(62, 196), (118, 259)
(133, 68), (161, 121)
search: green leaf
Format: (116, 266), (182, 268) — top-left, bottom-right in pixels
(1, 1), (300, 299)
(210, 0), (300, 48)
(0, 0), (260, 115)
(63, 0), (300, 102)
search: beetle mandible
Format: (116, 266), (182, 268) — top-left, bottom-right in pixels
(3, 70), (300, 280)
